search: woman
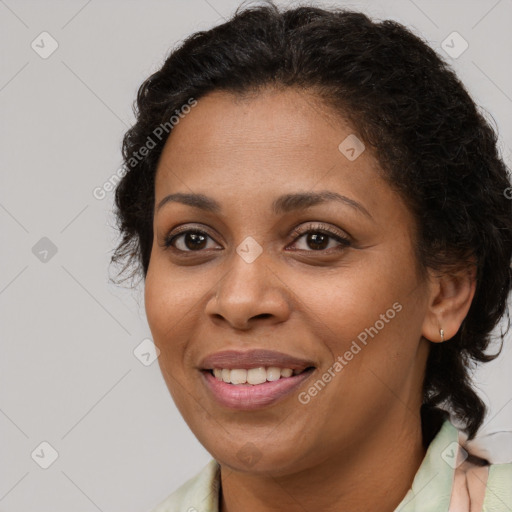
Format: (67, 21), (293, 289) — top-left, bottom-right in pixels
(111, 2), (512, 510)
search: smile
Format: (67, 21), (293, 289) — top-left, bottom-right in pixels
(201, 366), (315, 410)
(211, 366), (309, 385)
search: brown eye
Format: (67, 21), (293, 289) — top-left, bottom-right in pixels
(304, 232), (329, 250)
(289, 223), (351, 253)
(181, 232), (208, 250)
(164, 230), (219, 252)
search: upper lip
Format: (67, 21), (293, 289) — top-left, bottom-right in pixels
(199, 349), (316, 371)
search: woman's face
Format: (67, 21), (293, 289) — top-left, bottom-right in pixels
(145, 88), (433, 475)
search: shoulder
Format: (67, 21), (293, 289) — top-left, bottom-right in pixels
(148, 459), (221, 512)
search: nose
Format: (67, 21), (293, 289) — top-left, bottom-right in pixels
(205, 250), (292, 330)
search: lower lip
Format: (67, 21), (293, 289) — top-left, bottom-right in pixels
(201, 369), (315, 410)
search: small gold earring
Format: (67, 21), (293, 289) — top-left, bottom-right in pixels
(440, 328), (445, 342)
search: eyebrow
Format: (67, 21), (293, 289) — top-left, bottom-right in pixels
(156, 190), (372, 219)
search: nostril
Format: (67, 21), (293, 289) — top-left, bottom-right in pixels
(255, 313), (272, 320)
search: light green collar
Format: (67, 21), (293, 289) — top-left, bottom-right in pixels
(395, 419), (457, 511)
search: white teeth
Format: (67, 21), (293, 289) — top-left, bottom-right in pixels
(280, 368), (293, 378)
(267, 367), (282, 381)
(247, 367), (267, 385)
(230, 369), (247, 385)
(211, 366), (306, 385)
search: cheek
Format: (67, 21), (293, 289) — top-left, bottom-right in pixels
(291, 248), (424, 390)
(313, 292), (425, 418)
(144, 260), (193, 361)
(144, 265), (200, 412)
(293, 261), (411, 346)
(144, 254), (224, 387)
(145, 253), (206, 336)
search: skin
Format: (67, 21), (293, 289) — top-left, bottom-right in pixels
(144, 88), (476, 512)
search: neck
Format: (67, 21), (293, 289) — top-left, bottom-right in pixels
(219, 411), (428, 512)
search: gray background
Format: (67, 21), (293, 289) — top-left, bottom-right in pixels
(1, 0), (511, 511)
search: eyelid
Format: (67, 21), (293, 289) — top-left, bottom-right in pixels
(288, 222), (350, 243)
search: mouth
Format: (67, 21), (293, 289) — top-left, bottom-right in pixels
(200, 365), (316, 410)
(204, 366), (316, 385)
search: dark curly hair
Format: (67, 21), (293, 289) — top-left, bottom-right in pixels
(111, 1), (512, 440)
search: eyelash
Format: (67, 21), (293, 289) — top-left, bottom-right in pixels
(163, 223), (351, 255)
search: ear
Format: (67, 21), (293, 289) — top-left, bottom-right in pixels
(421, 265), (477, 343)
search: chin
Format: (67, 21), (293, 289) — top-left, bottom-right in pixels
(197, 430), (314, 476)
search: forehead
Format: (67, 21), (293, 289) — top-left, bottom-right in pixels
(163, 87), (345, 146)
(155, 88), (382, 192)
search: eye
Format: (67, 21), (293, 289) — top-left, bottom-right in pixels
(162, 223), (351, 255)
(163, 228), (221, 252)
(288, 223), (351, 252)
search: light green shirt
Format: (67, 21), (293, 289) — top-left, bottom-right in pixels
(150, 420), (512, 511)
